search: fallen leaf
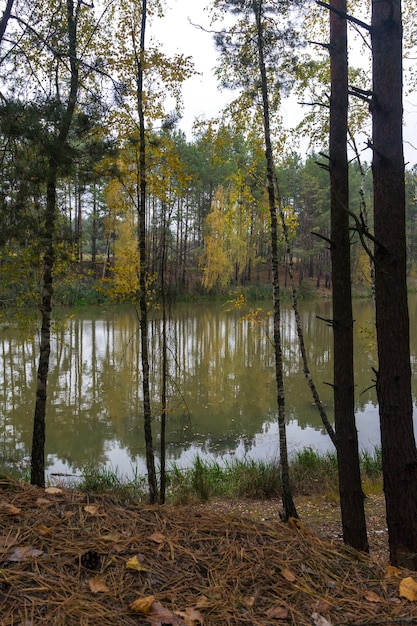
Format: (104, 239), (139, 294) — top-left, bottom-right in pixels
(281, 567), (296, 582)
(195, 596), (210, 609)
(312, 611), (333, 626)
(364, 590), (382, 603)
(174, 607), (204, 625)
(88, 576), (110, 593)
(84, 504), (99, 516)
(44, 487), (62, 495)
(37, 525), (52, 536)
(288, 517), (311, 534)
(36, 498), (52, 507)
(63, 510), (74, 518)
(0, 535), (17, 548)
(148, 531), (165, 543)
(265, 606), (289, 619)
(8, 546), (44, 562)
(149, 601), (186, 625)
(130, 595), (155, 615)
(385, 565), (401, 579)
(126, 555), (148, 572)
(243, 596), (255, 607)
(400, 576), (417, 601)
(0, 503), (21, 515)
(311, 601), (331, 613)
(101, 532), (122, 542)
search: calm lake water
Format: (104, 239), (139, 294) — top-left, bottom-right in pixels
(1, 296), (417, 479)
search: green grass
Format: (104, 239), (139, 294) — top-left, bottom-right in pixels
(67, 447), (384, 504)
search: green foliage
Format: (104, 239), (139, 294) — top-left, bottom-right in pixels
(78, 465), (147, 501)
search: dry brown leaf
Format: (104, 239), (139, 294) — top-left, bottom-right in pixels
(84, 504), (99, 516)
(63, 510), (74, 518)
(174, 606), (204, 625)
(281, 567), (296, 582)
(195, 596), (210, 609)
(88, 576), (110, 594)
(148, 531), (165, 544)
(36, 498), (52, 507)
(37, 524), (52, 536)
(364, 590), (382, 603)
(149, 601), (186, 625)
(130, 595), (155, 615)
(0, 535), (17, 547)
(311, 601), (331, 613)
(44, 487), (62, 495)
(0, 503), (21, 515)
(126, 555), (148, 572)
(400, 576), (417, 601)
(243, 596), (256, 607)
(101, 532), (121, 542)
(8, 546), (44, 562)
(265, 606), (289, 619)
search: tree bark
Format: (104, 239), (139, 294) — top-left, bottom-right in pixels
(30, 0), (79, 487)
(253, 0), (297, 521)
(135, 0), (158, 503)
(371, 0), (417, 568)
(329, 0), (368, 552)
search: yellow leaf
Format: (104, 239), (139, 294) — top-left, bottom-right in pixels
(148, 531), (165, 543)
(84, 504), (99, 516)
(126, 555), (148, 571)
(130, 595), (155, 615)
(385, 565), (401, 578)
(281, 568), (296, 582)
(364, 590), (382, 603)
(0, 503), (21, 515)
(288, 517), (311, 534)
(400, 576), (417, 601)
(88, 576), (110, 594)
(45, 487), (62, 495)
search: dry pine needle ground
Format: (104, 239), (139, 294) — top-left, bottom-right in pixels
(1, 479), (417, 625)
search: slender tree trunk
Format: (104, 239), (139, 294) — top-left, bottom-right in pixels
(371, 0), (417, 568)
(30, 0), (79, 487)
(30, 165), (57, 487)
(135, 0), (158, 503)
(254, 1), (297, 521)
(329, 0), (368, 552)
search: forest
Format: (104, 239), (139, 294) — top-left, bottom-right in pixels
(1, 0), (417, 574)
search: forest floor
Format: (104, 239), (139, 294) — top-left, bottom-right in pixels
(1, 479), (417, 626)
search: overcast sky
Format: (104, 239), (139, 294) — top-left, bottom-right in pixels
(151, 0), (417, 167)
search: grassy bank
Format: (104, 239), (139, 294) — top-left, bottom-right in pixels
(76, 446), (383, 504)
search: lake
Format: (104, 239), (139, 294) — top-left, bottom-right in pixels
(1, 295), (417, 479)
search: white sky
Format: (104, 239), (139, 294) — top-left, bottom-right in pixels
(151, 0), (417, 167)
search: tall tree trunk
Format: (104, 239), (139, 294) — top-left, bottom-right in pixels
(135, 0), (158, 503)
(254, 1), (297, 521)
(371, 0), (417, 568)
(30, 0), (79, 487)
(329, 0), (368, 552)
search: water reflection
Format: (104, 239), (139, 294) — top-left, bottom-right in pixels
(0, 297), (416, 478)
